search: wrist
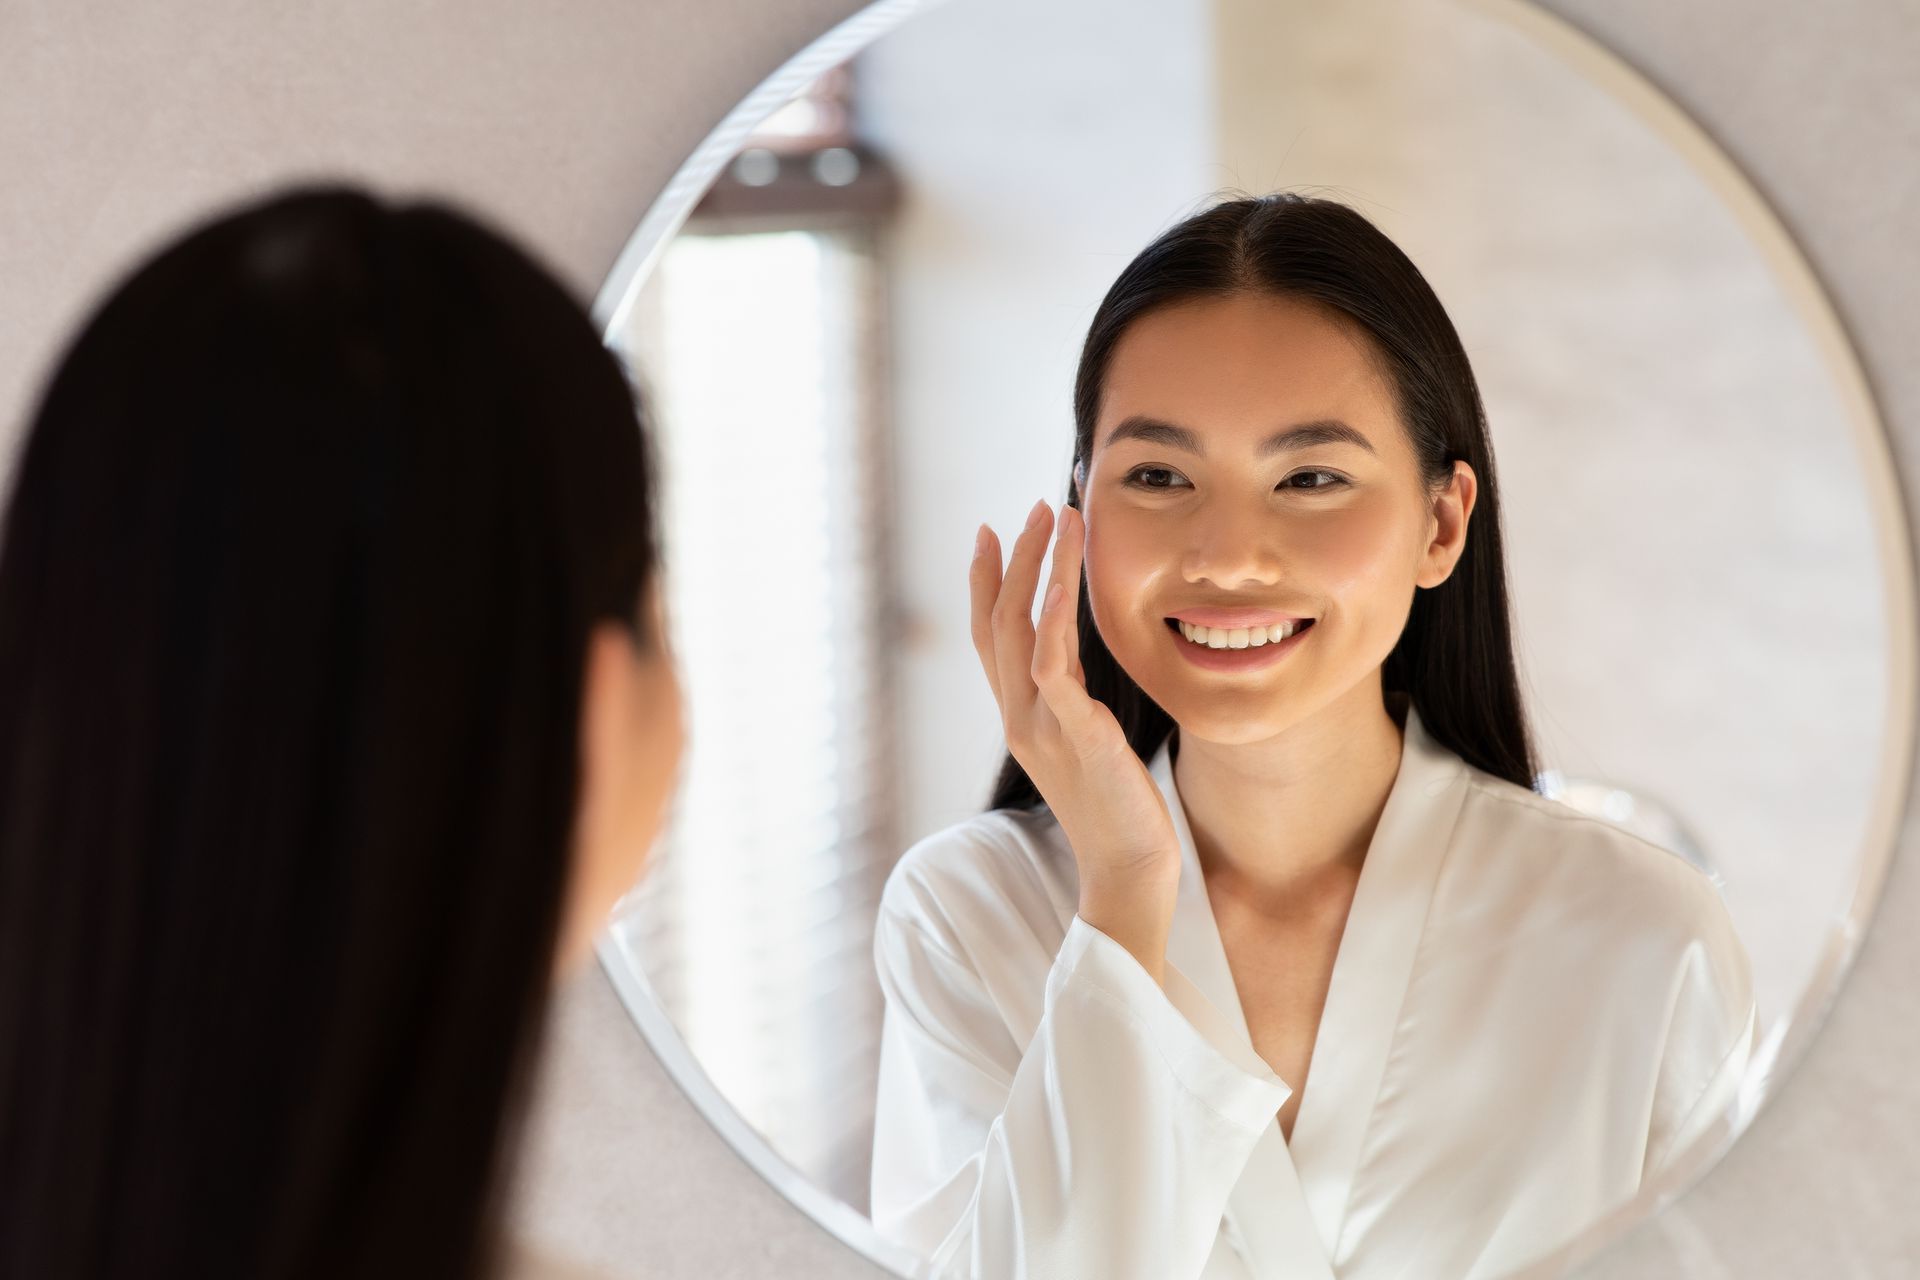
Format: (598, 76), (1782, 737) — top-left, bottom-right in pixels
(1078, 855), (1182, 909)
(1077, 874), (1178, 987)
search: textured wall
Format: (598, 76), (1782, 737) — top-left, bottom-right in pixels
(2, 1), (1914, 1276)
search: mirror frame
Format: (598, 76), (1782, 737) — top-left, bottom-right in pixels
(589, 0), (1919, 1273)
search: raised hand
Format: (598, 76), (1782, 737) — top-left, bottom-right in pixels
(970, 497), (1182, 983)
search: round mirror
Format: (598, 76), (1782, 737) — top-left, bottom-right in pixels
(593, 0), (1914, 1274)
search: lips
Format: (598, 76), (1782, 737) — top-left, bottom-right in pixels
(1168, 617), (1311, 647)
(1163, 616), (1315, 672)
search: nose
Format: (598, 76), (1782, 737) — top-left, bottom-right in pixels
(1180, 497), (1285, 590)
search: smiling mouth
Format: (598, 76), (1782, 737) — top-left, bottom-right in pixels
(1164, 617), (1316, 649)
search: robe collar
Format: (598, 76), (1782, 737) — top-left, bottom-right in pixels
(1143, 695), (1471, 1273)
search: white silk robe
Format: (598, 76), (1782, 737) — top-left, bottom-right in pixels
(868, 704), (1755, 1279)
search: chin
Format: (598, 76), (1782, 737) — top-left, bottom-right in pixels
(1163, 698), (1309, 747)
(1116, 657), (1300, 740)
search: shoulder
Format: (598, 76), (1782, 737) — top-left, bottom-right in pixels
(877, 804), (1078, 963)
(1448, 767), (1743, 963)
(1446, 766), (1754, 1051)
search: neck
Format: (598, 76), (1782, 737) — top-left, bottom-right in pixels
(1172, 680), (1407, 909)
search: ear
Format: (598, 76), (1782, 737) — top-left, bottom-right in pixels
(1072, 457), (1087, 505)
(1416, 460), (1477, 589)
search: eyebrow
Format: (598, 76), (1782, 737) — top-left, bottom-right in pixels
(1101, 414), (1376, 458)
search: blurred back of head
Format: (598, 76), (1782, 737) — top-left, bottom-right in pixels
(0, 185), (661, 1279)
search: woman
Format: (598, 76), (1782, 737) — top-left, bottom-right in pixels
(0, 187), (684, 1279)
(869, 194), (1754, 1280)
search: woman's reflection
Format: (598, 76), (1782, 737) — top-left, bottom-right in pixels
(869, 193), (1754, 1280)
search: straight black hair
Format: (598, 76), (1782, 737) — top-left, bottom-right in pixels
(0, 185), (661, 1279)
(988, 192), (1536, 811)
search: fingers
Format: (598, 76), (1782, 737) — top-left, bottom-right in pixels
(989, 498), (1053, 722)
(1033, 503), (1091, 736)
(968, 521), (1006, 707)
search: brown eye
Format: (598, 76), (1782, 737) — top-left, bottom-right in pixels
(1123, 466), (1188, 491)
(1283, 469), (1346, 491)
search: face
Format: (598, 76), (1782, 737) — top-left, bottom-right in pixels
(1079, 291), (1475, 746)
(554, 573), (687, 977)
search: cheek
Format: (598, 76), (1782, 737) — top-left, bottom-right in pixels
(1081, 514), (1160, 627)
(1295, 496), (1422, 599)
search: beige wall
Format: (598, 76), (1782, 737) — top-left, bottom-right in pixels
(4, 2), (1916, 1276)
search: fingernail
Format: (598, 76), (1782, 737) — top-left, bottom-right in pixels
(1044, 582), (1064, 611)
(974, 524), (989, 558)
(1026, 498), (1048, 531)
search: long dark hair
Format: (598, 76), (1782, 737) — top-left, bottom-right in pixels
(0, 186), (661, 1278)
(988, 192), (1535, 811)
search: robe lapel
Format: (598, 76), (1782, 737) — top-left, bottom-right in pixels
(1281, 703), (1468, 1259)
(1147, 701), (1468, 1271)
(1151, 737), (1338, 1280)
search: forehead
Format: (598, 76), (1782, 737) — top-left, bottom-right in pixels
(1096, 292), (1399, 448)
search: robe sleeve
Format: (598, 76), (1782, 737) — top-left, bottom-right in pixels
(869, 905), (1291, 1280)
(1639, 882), (1759, 1183)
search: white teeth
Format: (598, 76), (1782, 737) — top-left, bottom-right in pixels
(1177, 619), (1303, 648)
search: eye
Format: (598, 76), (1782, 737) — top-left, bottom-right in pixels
(1282, 469), (1347, 491)
(1122, 465), (1190, 491)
